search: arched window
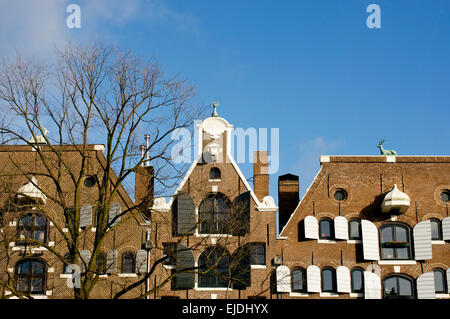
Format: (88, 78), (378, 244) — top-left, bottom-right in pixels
(292, 267), (306, 293)
(121, 252), (136, 274)
(380, 223), (411, 260)
(430, 219), (442, 240)
(198, 246), (230, 288)
(15, 258), (46, 294)
(63, 253), (72, 274)
(434, 268), (447, 294)
(348, 219), (362, 240)
(321, 267), (337, 293)
(199, 193), (231, 234)
(351, 268), (364, 293)
(319, 218), (334, 240)
(383, 274), (415, 299)
(209, 167), (221, 180)
(17, 213), (47, 244)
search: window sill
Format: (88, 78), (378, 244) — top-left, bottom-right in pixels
(196, 233), (233, 238)
(251, 265), (266, 269)
(347, 239), (362, 244)
(350, 292), (364, 298)
(194, 287), (233, 291)
(436, 293), (450, 299)
(378, 260), (416, 265)
(319, 292), (339, 297)
(289, 292), (309, 297)
(209, 179), (221, 183)
(118, 273), (138, 278)
(59, 274), (72, 279)
(432, 240), (445, 245)
(317, 239), (336, 244)
(162, 265), (176, 270)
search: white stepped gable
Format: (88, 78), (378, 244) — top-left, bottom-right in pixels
(381, 184), (410, 214)
(17, 176), (47, 204)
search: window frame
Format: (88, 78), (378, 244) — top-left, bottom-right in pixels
(382, 274), (415, 299)
(348, 218), (362, 240)
(198, 193), (232, 235)
(198, 246), (231, 288)
(249, 243), (266, 266)
(321, 267), (337, 293)
(15, 258), (47, 295)
(379, 223), (412, 260)
(121, 252), (136, 274)
(319, 218), (335, 240)
(292, 267), (307, 293)
(433, 268), (447, 294)
(350, 268), (365, 293)
(429, 218), (442, 241)
(16, 212), (48, 245)
(209, 167), (221, 181)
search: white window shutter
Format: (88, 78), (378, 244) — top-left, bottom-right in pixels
(364, 271), (381, 299)
(106, 249), (118, 274)
(413, 220), (432, 260)
(306, 265), (321, 293)
(108, 203), (121, 227)
(136, 249), (148, 273)
(276, 265), (291, 293)
(361, 220), (379, 261)
(334, 216), (348, 240)
(79, 250), (91, 273)
(336, 266), (351, 293)
(442, 217), (450, 241)
(416, 272), (436, 299)
(304, 216), (318, 240)
(79, 204), (92, 228)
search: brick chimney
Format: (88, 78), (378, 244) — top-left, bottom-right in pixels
(253, 151), (269, 202)
(135, 165), (154, 218)
(278, 174), (299, 234)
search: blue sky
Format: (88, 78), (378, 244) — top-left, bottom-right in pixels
(1, 0), (449, 201)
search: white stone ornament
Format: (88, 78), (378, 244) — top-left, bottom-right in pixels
(381, 184), (410, 214)
(17, 176), (47, 204)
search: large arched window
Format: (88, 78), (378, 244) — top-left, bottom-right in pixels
(321, 267), (337, 293)
(380, 223), (411, 260)
(430, 219), (442, 240)
(383, 274), (415, 299)
(198, 246), (230, 288)
(15, 258), (46, 294)
(319, 218), (334, 240)
(121, 252), (136, 274)
(348, 219), (362, 240)
(351, 268), (364, 293)
(199, 193), (231, 234)
(434, 268), (447, 294)
(292, 267), (307, 293)
(17, 213), (47, 244)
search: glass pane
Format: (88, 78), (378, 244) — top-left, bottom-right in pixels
(19, 214), (32, 227)
(395, 226), (408, 242)
(17, 278), (30, 293)
(434, 270), (445, 293)
(349, 221), (361, 239)
(322, 269), (334, 291)
(398, 277), (412, 296)
(384, 277), (398, 296)
(320, 220), (331, 238)
(34, 215), (47, 227)
(430, 221), (441, 240)
(31, 278), (44, 293)
(381, 227), (393, 243)
(395, 247), (409, 259)
(382, 247), (394, 259)
(17, 261), (31, 275)
(292, 269), (304, 291)
(351, 270), (363, 292)
(33, 261), (45, 274)
(34, 230), (46, 242)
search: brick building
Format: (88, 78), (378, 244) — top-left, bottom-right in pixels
(0, 112), (449, 299)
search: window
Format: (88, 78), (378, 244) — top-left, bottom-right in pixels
(440, 190), (450, 202)
(199, 193), (231, 234)
(63, 253), (73, 274)
(250, 243), (265, 266)
(334, 188), (347, 201)
(17, 213), (47, 245)
(15, 258), (46, 294)
(209, 167), (221, 180)
(434, 268), (447, 294)
(84, 175), (97, 188)
(198, 247), (230, 288)
(319, 218), (334, 240)
(348, 219), (362, 240)
(321, 267), (337, 293)
(292, 267), (306, 293)
(162, 243), (177, 266)
(351, 268), (364, 293)
(380, 223), (411, 260)
(430, 219), (442, 240)
(96, 252), (107, 275)
(121, 252), (136, 274)
(383, 275), (415, 299)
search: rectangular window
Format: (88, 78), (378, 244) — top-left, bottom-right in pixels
(250, 243), (265, 265)
(162, 243), (177, 266)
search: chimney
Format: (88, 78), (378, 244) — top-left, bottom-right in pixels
(135, 139), (154, 219)
(253, 151), (269, 202)
(278, 174), (299, 234)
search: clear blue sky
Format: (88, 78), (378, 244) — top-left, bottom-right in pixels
(1, 0), (449, 201)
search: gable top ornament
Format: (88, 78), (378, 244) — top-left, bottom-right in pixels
(211, 102), (219, 117)
(28, 128), (48, 145)
(377, 138), (397, 155)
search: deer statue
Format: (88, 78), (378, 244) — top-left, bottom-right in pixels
(377, 138), (397, 155)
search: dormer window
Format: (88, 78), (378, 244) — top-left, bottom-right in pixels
(209, 167), (221, 181)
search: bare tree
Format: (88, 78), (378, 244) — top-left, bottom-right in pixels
(0, 42), (206, 299)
